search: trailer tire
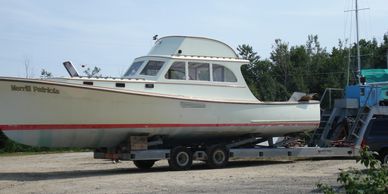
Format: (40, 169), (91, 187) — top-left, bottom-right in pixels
(133, 160), (156, 169)
(206, 145), (229, 169)
(168, 146), (193, 171)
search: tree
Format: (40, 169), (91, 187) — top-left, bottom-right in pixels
(237, 44), (260, 64)
(237, 44), (261, 98)
(289, 45), (309, 93)
(271, 39), (291, 89)
(238, 44), (289, 101)
(40, 69), (53, 78)
(83, 66), (102, 78)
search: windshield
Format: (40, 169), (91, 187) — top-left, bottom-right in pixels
(123, 61), (144, 77)
(140, 60), (165, 76)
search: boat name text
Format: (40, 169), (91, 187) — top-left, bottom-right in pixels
(11, 85), (60, 94)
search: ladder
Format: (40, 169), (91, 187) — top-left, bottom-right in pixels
(346, 86), (376, 144)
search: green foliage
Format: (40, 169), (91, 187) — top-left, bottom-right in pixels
(40, 69), (53, 78)
(238, 34), (388, 101)
(317, 147), (388, 194)
(357, 146), (381, 169)
(83, 66), (102, 77)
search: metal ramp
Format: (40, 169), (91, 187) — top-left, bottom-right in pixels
(309, 88), (345, 147)
(310, 108), (342, 146)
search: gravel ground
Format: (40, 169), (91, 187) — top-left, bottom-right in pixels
(0, 152), (363, 194)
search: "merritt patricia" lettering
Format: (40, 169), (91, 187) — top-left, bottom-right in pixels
(11, 85), (60, 94)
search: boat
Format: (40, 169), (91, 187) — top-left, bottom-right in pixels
(0, 36), (320, 148)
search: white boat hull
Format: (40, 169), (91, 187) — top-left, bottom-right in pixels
(0, 78), (320, 148)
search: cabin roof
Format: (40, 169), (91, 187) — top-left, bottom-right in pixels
(148, 36), (239, 58)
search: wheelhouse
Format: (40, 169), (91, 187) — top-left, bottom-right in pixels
(123, 36), (248, 83)
(123, 58), (240, 84)
(53, 36), (258, 101)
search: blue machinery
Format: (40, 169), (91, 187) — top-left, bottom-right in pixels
(311, 71), (388, 148)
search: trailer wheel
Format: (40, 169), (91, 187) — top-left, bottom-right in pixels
(168, 146), (193, 171)
(380, 150), (388, 164)
(206, 145), (229, 168)
(133, 160), (156, 169)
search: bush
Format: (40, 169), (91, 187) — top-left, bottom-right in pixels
(317, 147), (388, 194)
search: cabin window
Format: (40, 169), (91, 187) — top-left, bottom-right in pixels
(124, 61), (144, 77)
(115, 83), (125, 87)
(165, 62), (186, 80)
(83, 81), (93, 85)
(140, 60), (164, 76)
(212, 64), (237, 82)
(188, 62), (210, 81)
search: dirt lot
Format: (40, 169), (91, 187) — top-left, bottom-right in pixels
(0, 152), (363, 194)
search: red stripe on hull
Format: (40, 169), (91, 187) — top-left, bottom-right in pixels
(0, 122), (319, 131)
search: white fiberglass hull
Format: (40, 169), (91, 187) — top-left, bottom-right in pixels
(0, 77), (320, 148)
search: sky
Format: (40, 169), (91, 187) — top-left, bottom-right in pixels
(0, 0), (387, 77)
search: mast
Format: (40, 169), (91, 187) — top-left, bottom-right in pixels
(355, 0), (361, 78)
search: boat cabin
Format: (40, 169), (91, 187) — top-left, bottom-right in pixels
(54, 36), (258, 102)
